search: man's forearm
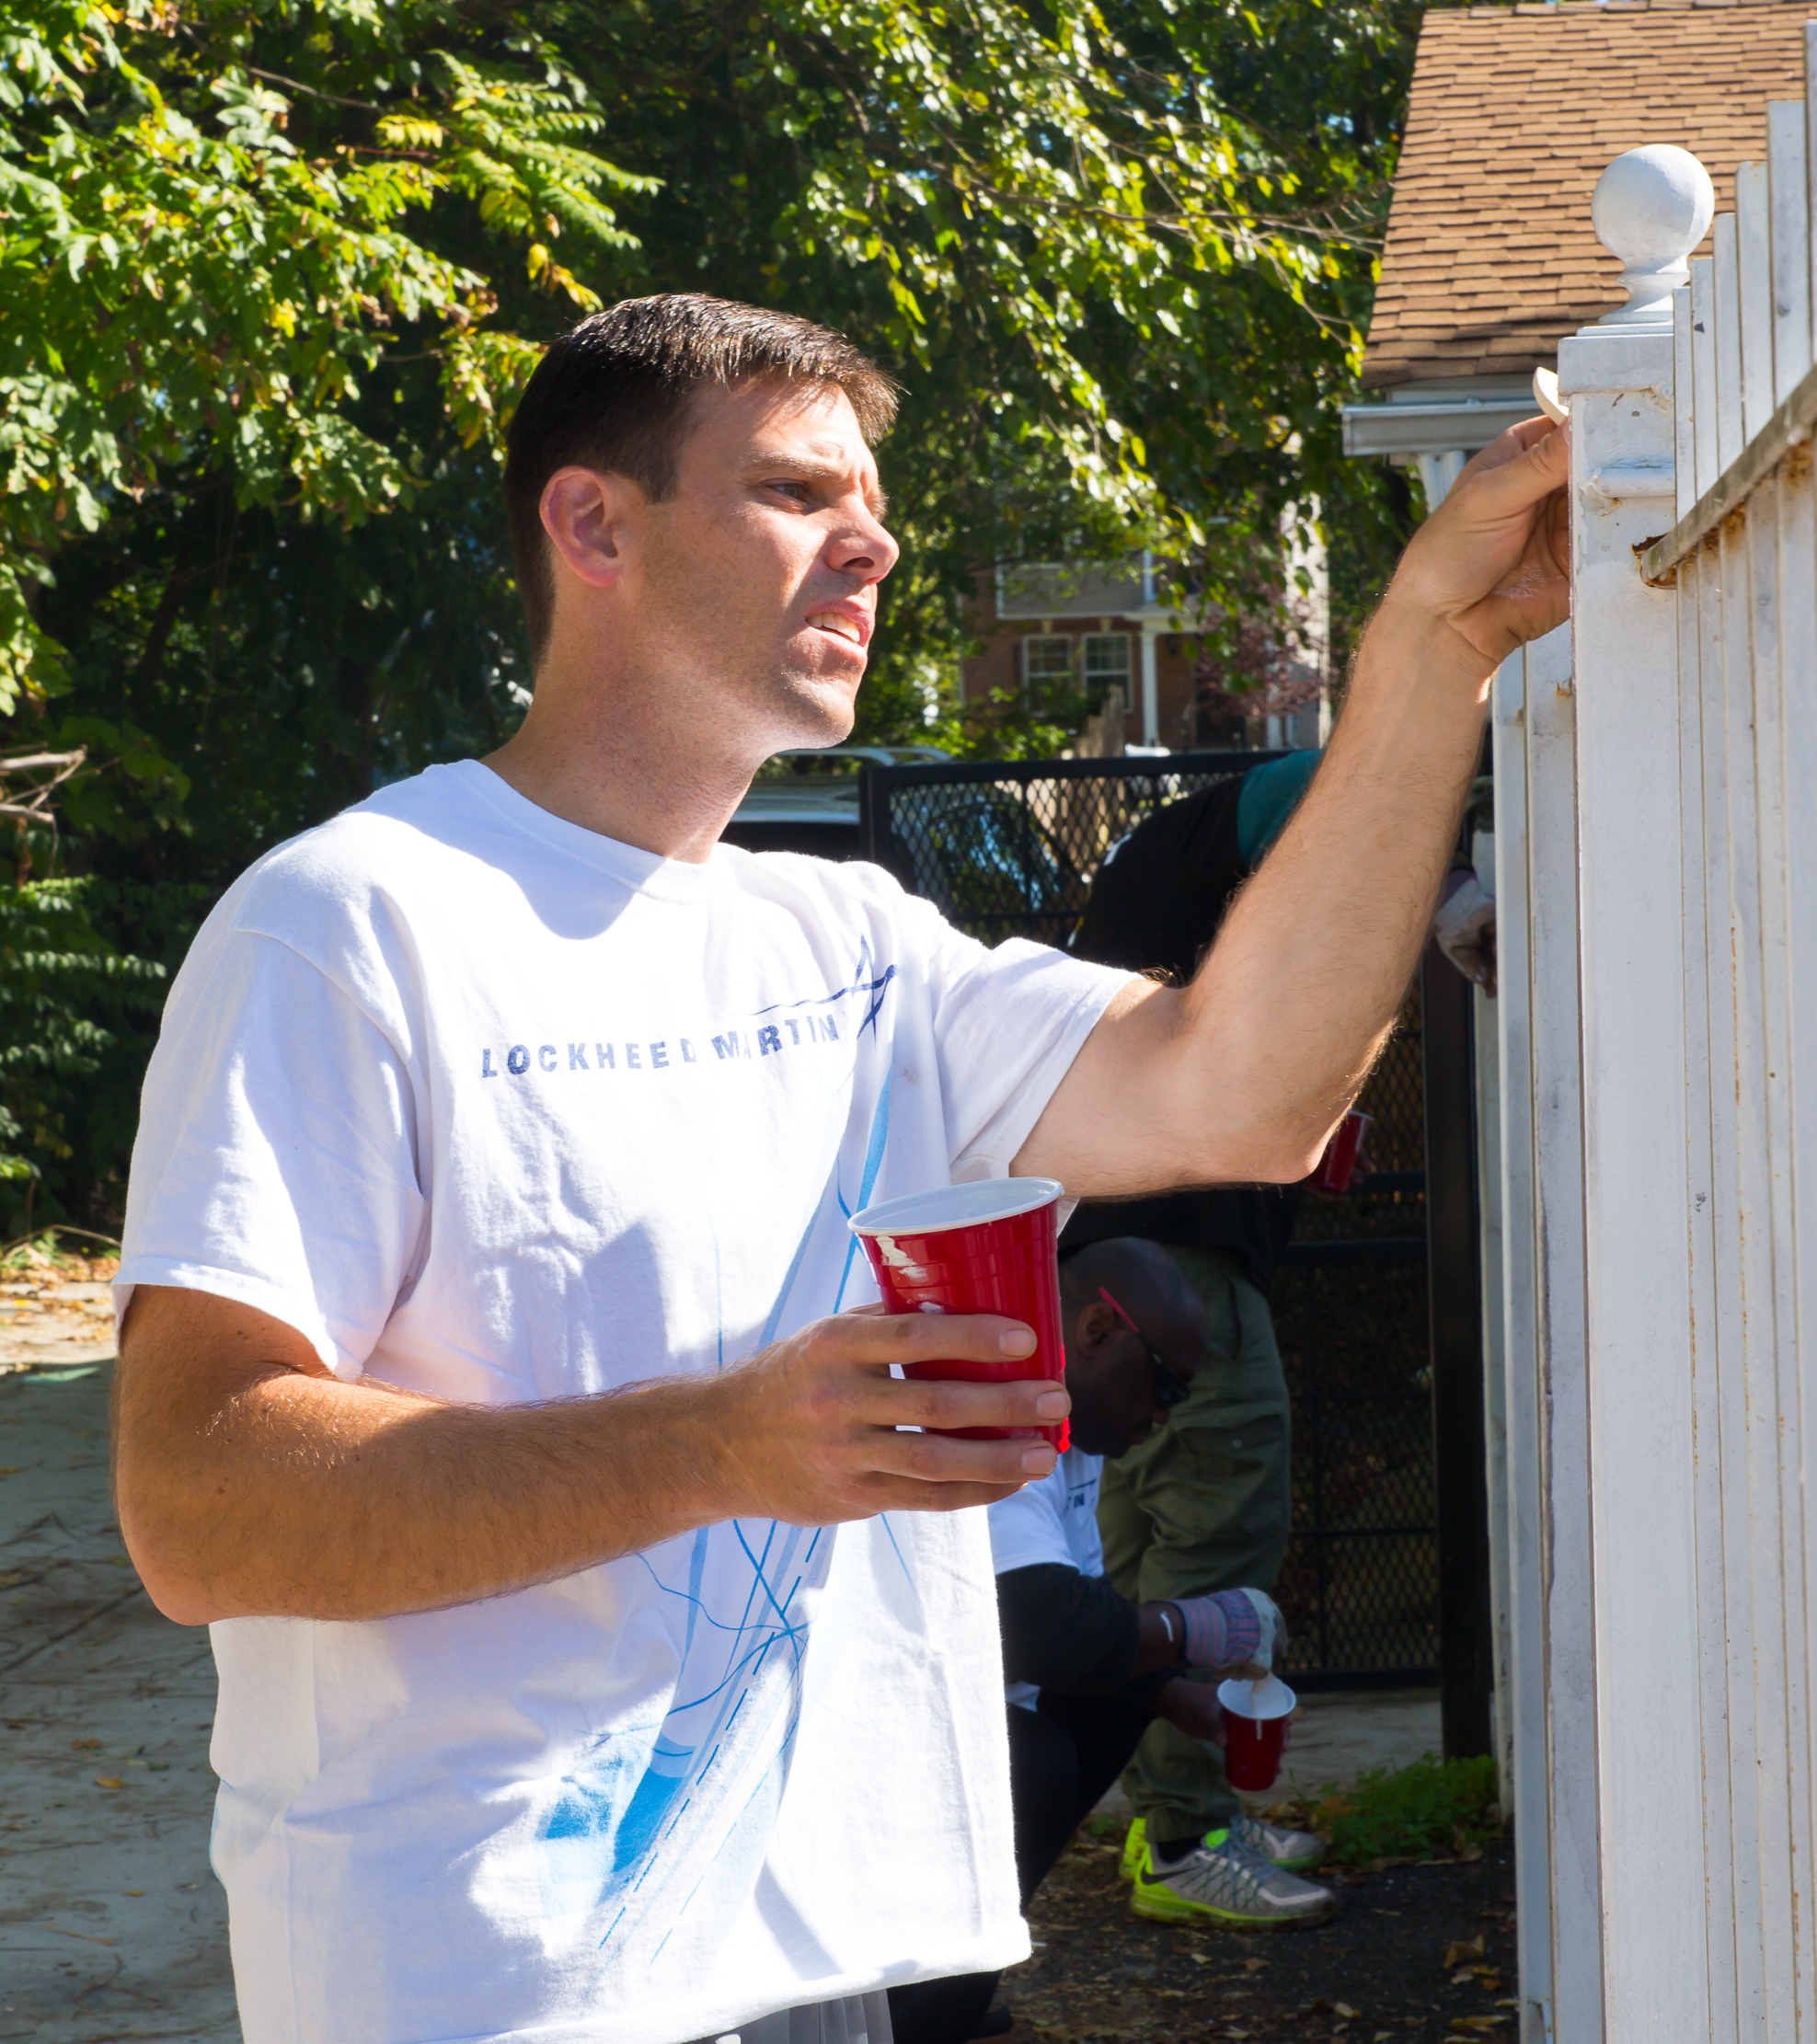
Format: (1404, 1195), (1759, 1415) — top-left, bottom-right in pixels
(1025, 603), (1488, 1197)
(1017, 417), (1568, 1199)
(117, 1335), (738, 1626)
(115, 1285), (1067, 1625)
(1179, 600), (1488, 1171)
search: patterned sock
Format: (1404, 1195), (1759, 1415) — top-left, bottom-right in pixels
(1176, 1589), (1263, 1669)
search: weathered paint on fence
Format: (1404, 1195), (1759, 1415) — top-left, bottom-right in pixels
(1505, 22), (1817, 2037)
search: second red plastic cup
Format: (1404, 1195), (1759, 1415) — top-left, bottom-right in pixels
(1216, 1674), (1296, 1792)
(848, 1177), (1069, 1452)
(1317, 1108), (1373, 1194)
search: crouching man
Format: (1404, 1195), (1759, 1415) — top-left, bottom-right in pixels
(891, 1239), (1331, 2044)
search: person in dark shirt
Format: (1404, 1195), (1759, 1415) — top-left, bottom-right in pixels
(1062, 752), (1324, 1917)
(888, 1234), (1327, 2044)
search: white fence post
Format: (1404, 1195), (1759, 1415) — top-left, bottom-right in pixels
(1496, 618), (1602, 2044)
(1558, 144), (1714, 2038)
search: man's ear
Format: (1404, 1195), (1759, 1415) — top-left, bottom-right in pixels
(1073, 1299), (1120, 1353)
(540, 466), (643, 592)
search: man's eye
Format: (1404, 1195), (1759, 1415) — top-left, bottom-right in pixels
(770, 480), (811, 502)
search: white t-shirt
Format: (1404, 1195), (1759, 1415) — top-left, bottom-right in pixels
(984, 1448), (1106, 1710)
(116, 761), (1128, 2044)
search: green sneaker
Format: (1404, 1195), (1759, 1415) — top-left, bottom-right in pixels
(1119, 1815), (1147, 1883)
(1231, 1812), (1327, 1875)
(1131, 1828), (1337, 1931)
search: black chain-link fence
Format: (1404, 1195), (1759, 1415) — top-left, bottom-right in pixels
(1272, 1001), (1437, 1687)
(861, 753), (1439, 1691)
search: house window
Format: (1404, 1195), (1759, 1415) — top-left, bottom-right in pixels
(1021, 635), (1074, 688)
(1082, 633), (1133, 691)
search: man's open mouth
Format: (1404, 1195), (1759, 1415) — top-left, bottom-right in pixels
(807, 611), (866, 646)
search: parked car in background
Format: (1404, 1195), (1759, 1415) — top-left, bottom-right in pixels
(724, 743), (1089, 947)
(721, 746), (949, 861)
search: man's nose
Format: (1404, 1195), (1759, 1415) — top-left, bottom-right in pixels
(827, 506), (900, 583)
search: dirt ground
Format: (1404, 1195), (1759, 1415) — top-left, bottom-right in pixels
(1008, 1828), (1516, 2044)
(1, 1256), (1504, 2044)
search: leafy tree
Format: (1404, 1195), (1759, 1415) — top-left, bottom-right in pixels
(0, 877), (170, 1227)
(0, 0), (1419, 1227)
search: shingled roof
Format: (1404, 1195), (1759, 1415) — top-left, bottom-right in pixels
(1363, 0), (1813, 389)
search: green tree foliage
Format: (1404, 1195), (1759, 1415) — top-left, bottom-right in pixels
(0, 0), (1419, 1227)
(0, 877), (170, 1223)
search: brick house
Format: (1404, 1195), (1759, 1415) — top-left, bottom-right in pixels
(958, 546), (1328, 756)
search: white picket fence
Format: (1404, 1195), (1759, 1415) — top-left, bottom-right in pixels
(1496, 22), (1817, 2038)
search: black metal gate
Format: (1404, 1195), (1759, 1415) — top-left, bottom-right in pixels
(860, 752), (1443, 1692)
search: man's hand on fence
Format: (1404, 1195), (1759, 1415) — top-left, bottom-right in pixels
(1392, 417), (1570, 668)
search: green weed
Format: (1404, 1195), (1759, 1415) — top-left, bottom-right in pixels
(1279, 1753), (1502, 1866)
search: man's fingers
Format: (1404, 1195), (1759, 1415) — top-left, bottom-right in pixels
(867, 1425), (1059, 1487)
(1449, 421), (1568, 528)
(857, 1370), (1070, 1435)
(804, 1307), (1040, 1371)
(1458, 413), (1566, 486)
(843, 1476), (1038, 1515)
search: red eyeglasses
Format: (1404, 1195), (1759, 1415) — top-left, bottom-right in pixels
(1098, 1287), (1194, 1410)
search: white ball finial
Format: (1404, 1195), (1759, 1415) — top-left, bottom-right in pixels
(1591, 145), (1716, 326)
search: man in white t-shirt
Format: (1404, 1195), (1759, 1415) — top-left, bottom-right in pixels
(110, 294), (1569, 2044)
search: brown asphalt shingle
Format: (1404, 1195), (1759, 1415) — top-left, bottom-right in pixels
(1364, 0), (1813, 388)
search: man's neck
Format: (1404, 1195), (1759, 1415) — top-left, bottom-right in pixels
(481, 663), (764, 866)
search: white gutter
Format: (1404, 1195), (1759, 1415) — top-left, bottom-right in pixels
(1341, 396), (1541, 460)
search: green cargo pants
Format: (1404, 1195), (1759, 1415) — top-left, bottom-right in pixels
(1098, 1244), (1293, 1843)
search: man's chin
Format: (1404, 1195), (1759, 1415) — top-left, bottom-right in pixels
(765, 667), (863, 748)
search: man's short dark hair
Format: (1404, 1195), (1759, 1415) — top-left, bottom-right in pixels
(503, 293), (900, 666)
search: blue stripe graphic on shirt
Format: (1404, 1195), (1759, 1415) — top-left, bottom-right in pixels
(541, 1518), (824, 1935)
(833, 1065), (892, 1312)
(537, 946), (915, 1951)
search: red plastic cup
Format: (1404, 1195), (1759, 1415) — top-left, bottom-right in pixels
(848, 1177), (1069, 1452)
(1316, 1109), (1373, 1194)
(1216, 1674), (1296, 1792)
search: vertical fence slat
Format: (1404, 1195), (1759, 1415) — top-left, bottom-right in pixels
(1770, 102), (1811, 406)
(1749, 452), (1815, 2039)
(1724, 469), (1792, 2037)
(1693, 256), (1719, 500)
(1491, 650), (1553, 2044)
(1676, 283), (1698, 525)
(1739, 162), (1776, 442)
(1775, 396), (1817, 2044)
(1522, 622), (1604, 2044)
(1716, 212), (1747, 474)
(1683, 522), (1742, 2040)
(1807, 22), (1817, 368)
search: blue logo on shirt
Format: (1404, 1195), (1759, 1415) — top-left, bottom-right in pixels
(477, 947), (897, 1081)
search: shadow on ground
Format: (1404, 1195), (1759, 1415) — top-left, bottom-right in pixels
(0, 1361), (239, 2042)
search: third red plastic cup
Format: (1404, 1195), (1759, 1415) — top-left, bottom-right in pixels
(848, 1177), (1069, 1452)
(1316, 1108), (1373, 1194)
(1216, 1674), (1297, 1792)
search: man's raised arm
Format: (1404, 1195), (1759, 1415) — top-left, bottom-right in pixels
(114, 1287), (1070, 1625)
(1018, 417), (1570, 1197)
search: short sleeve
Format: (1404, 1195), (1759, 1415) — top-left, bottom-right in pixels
(116, 929), (426, 1379)
(985, 1469), (1077, 1576)
(905, 899), (1131, 1180)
